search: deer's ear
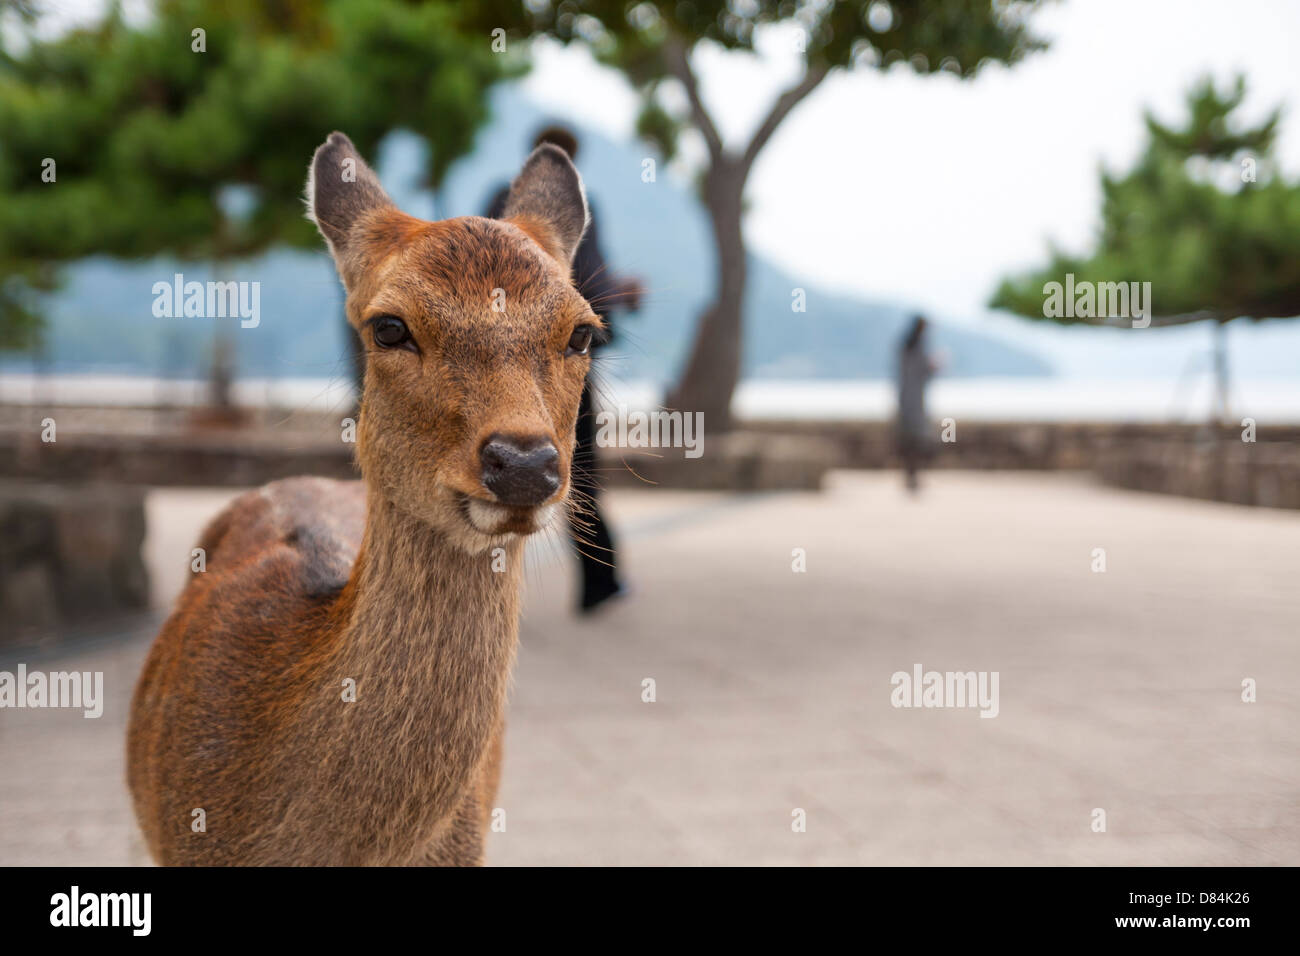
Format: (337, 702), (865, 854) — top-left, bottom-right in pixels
(306, 131), (393, 256)
(502, 144), (589, 266)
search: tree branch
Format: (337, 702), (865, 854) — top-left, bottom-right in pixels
(1098, 309), (1220, 328)
(741, 61), (831, 178)
(663, 37), (724, 161)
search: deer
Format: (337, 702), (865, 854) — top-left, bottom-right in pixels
(126, 132), (600, 865)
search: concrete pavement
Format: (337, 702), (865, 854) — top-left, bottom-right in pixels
(2, 472), (1296, 865)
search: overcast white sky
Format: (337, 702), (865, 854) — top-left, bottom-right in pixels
(521, 0), (1300, 322)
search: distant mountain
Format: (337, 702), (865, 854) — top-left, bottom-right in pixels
(1, 85), (1050, 383)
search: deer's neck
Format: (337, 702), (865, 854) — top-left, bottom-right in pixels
(305, 492), (523, 854)
(347, 487), (521, 634)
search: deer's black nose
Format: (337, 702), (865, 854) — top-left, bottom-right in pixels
(480, 435), (560, 507)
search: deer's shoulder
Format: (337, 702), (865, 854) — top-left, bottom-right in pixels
(193, 476), (366, 600)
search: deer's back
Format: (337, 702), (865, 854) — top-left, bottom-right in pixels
(126, 476), (366, 864)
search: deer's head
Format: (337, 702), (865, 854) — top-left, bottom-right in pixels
(307, 132), (599, 553)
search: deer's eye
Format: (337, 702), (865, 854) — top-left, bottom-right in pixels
(566, 325), (595, 356)
(372, 316), (413, 350)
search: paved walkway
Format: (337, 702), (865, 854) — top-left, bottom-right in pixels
(2, 472), (1297, 865)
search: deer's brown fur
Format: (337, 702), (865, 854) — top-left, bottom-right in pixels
(127, 133), (597, 865)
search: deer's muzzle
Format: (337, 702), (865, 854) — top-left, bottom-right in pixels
(479, 434), (561, 507)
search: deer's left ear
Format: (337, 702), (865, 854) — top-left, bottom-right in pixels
(502, 144), (590, 266)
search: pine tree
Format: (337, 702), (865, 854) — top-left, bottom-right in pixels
(992, 75), (1300, 420)
(0, 0), (513, 350)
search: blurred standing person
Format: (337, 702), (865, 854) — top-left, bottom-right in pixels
(896, 315), (939, 492)
(486, 125), (643, 612)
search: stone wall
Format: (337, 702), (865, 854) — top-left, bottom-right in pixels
(1094, 440), (1300, 509)
(0, 482), (149, 647)
(742, 419), (1300, 471)
(2, 408), (1297, 503)
(1, 430), (358, 487)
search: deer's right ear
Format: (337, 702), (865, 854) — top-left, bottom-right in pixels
(502, 144), (590, 266)
(306, 132), (393, 257)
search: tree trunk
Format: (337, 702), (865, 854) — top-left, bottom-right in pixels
(664, 158), (746, 431)
(208, 258), (234, 413)
(1212, 318), (1230, 426)
(659, 49), (828, 434)
(209, 329), (234, 410)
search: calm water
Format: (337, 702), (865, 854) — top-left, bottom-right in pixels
(3, 373), (1298, 423)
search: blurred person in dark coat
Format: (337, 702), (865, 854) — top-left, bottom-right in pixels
(486, 125), (643, 612)
(896, 315), (940, 492)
